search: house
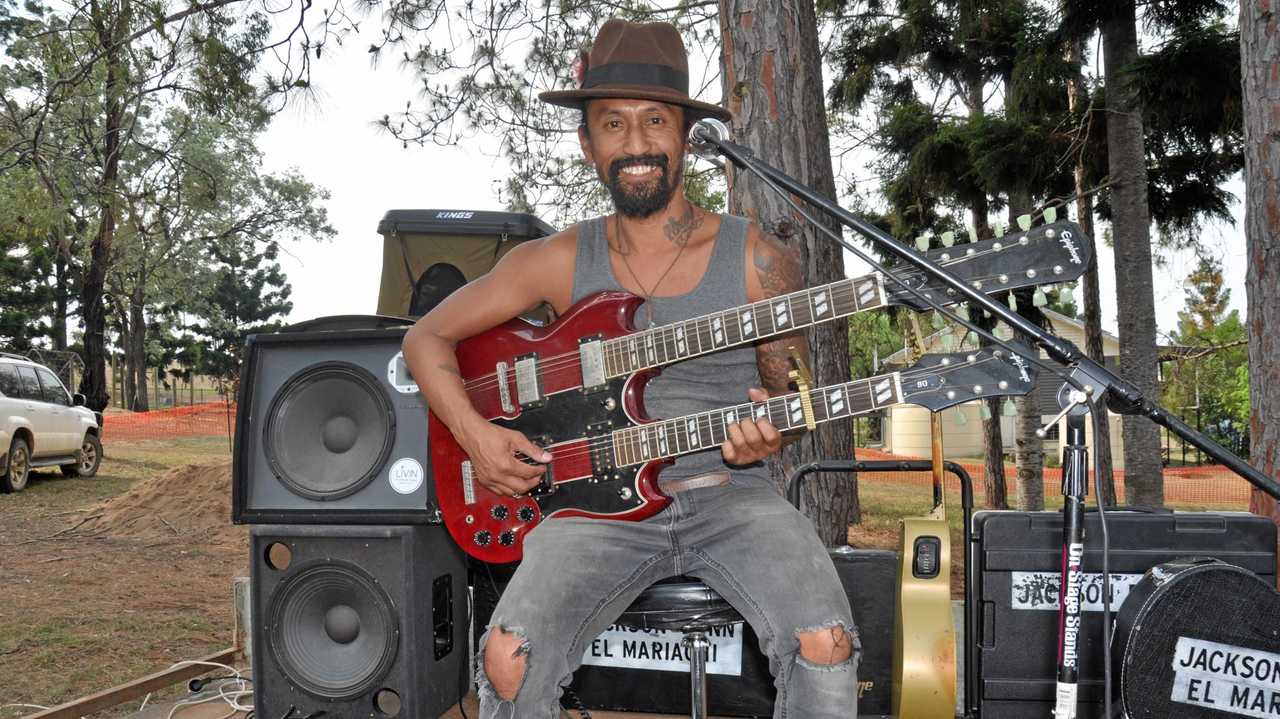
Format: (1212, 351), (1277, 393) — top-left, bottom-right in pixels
(874, 309), (1128, 467)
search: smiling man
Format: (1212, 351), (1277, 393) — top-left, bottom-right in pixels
(402, 18), (860, 718)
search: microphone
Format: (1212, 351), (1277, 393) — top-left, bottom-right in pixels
(687, 118), (730, 157)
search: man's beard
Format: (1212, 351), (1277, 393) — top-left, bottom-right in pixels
(605, 154), (682, 218)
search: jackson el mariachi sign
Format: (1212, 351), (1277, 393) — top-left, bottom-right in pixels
(1171, 637), (1280, 717)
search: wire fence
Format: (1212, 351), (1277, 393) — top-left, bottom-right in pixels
(102, 401), (237, 442)
(852, 447), (1255, 509)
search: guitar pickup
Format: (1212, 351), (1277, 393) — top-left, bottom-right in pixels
(514, 353), (543, 408)
(578, 336), (607, 392)
(586, 422), (615, 477)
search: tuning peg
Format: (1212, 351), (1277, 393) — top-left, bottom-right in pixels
(1044, 206), (1058, 223)
(941, 230), (955, 247)
(957, 305), (970, 321)
(1009, 293), (1019, 311)
(994, 221), (1007, 237)
(1003, 398), (1017, 416)
(1017, 214), (1032, 232)
(1033, 288), (1048, 307)
(941, 332), (956, 352)
(915, 235), (930, 251)
(980, 402), (993, 420)
(967, 225), (978, 243)
(954, 408), (968, 426)
(931, 312), (945, 330)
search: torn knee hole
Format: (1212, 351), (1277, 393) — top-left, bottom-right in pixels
(796, 624), (854, 665)
(483, 627), (530, 700)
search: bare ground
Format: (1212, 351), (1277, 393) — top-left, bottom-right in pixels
(0, 436), (245, 718)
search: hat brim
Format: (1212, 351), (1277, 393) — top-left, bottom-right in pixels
(540, 85), (732, 123)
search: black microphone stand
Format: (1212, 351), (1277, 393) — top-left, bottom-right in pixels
(691, 122), (1280, 719)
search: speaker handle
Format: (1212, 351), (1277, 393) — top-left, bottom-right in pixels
(281, 315), (415, 333)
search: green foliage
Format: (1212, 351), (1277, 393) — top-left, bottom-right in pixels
(183, 238), (293, 387)
(683, 166), (726, 214)
(1160, 255), (1249, 453)
(847, 311), (903, 380)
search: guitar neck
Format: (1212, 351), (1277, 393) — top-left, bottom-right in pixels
(602, 273), (887, 377)
(610, 371), (905, 467)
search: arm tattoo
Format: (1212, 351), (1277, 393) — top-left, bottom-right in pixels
(752, 234), (809, 397)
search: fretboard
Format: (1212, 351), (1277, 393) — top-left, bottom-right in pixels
(601, 274), (886, 376)
(610, 371), (904, 468)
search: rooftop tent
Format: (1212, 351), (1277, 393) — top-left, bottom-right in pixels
(376, 209), (557, 318)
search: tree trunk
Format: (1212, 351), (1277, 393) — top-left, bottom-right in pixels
(53, 239), (68, 352)
(1241, 0), (1280, 563)
(77, 0), (129, 413)
(719, 0), (857, 544)
(1102, 2), (1164, 506)
(974, 198), (1007, 510)
(1009, 190), (1045, 510)
(129, 286), (149, 411)
(1068, 36), (1117, 506)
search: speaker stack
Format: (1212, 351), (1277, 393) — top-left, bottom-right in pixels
(233, 316), (468, 718)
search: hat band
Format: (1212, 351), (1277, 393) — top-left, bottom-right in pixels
(583, 62), (689, 94)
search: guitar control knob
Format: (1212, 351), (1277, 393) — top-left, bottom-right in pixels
(491, 505), (509, 520)
(498, 531), (516, 547)
(473, 530), (492, 546)
(517, 506), (536, 523)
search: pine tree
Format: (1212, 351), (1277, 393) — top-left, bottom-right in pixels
(188, 238), (292, 390)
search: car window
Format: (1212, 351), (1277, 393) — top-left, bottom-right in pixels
(16, 366), (42, 401)
(36, 368), (70, 406)
(0, 364), (18, 397)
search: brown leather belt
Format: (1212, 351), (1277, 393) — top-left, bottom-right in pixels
(659, 471), (731, 494)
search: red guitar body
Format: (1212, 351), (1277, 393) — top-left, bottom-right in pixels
(429, 291), (672, 563)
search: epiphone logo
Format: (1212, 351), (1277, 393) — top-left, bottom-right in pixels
(1009, 353), (1032, 384)
(436, 211), (475, 219)
(1059, 230), (1083, 265)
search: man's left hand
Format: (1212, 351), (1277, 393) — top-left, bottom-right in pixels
(721, 387), (783, 466)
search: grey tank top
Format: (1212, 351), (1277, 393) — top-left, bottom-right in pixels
(571, 215), (773, 488)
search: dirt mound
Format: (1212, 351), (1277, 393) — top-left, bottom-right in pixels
(85, 461), (247, 547)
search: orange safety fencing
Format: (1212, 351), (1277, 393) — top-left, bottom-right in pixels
(97, 404), (1258, 508)
(103, 401), (237, 442)
(851, 447), (1256, 509)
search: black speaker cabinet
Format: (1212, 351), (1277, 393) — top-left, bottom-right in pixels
(250, 524), (468, 718)
(968, 509), (1277, 719)
(535, 546), (894, 717)
(233, 324), (437, 524)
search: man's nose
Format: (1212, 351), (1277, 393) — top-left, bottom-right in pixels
(622, 122), (650, 155)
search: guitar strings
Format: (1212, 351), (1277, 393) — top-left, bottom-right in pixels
(458, 257), (1003, 392)
(458, 244), (1053, 394)
(485, 354), (1013, 472)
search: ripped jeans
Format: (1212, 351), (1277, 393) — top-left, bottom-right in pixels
(476, 480), (861, 718)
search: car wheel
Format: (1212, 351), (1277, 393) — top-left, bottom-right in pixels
(2, 437), (31, 492)
(60, 434), (102, 478)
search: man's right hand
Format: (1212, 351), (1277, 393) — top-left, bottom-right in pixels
(457, 415), (552, 497)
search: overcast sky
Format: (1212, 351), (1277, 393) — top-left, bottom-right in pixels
(257, 21), (1252, 344)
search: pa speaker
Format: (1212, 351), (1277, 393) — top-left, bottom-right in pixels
(250, 524), (468, 718)
(233, 323), (436, 524)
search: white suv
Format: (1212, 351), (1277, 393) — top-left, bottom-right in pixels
(0, 353), (104, 492)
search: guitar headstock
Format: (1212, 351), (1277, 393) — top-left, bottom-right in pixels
(899, 344), (1038, 412)
(888, 220), (1092, 311)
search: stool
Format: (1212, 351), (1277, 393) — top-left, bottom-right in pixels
(614, 576), (744, 719)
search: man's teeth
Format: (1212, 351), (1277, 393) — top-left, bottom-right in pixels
(622, 165), (657, 175)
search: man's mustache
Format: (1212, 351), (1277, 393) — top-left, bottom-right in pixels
(609, 154), (669, 179)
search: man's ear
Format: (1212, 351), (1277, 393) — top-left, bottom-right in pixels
(578, 124), (594, 165)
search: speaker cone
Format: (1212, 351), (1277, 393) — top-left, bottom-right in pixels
(264, 362), (395, 500)
(267, 561), (400, 699)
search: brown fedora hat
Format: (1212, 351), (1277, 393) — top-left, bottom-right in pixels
(539, 18), (732, 123)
